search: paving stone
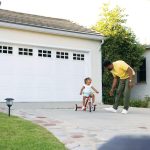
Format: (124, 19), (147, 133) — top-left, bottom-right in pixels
(33, 120), (47, 124)
(43, 123), (56, 126)
(36, 116), (47, 118)
(71, 135), (84, 138)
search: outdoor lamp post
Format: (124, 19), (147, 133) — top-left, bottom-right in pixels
(5, 98), (14, 117)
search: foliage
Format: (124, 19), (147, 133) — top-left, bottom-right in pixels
(130, 99), (150, 108)
(92, 3), (127, 37)
(120, 98), (150, 108)
(92, 3), (145, 104)
(0, 112), (66, 150)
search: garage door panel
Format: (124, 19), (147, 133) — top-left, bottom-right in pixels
(0, 45), (89, 102)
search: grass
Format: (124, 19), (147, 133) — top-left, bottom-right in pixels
(0, 112), (66, 150)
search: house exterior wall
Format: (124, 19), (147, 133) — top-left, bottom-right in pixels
(131, 49), (150, 99)
(0, 27), (102, 103)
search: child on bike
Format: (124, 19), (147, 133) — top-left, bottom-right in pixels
(80, 77), (99, 110)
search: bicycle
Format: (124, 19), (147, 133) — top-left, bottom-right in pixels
(75, 96), (96, 112)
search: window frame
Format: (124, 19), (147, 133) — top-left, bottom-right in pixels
(18, 48), (33, 56)
(56, 51), (69, 59)
(73, 53), (85, 61)
(0, 45), (13, 54)
(137, 58), (146, 83)
(38, 49), (51, 58)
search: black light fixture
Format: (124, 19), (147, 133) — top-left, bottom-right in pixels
(5, 98), (14, 117)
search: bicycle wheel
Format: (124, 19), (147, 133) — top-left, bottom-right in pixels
(93, 105), (96, 111)
(75, 104), (78, 111)
(89, 102), (91, 112)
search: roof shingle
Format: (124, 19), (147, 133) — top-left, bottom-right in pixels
(0, 9), (101, 36)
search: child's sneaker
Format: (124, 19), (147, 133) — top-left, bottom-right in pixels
(82, 106), (85, 111)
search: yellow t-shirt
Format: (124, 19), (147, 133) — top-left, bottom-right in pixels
(111, 60), (135, 79)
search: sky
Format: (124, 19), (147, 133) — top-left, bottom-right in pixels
(0, 0), (150, 44)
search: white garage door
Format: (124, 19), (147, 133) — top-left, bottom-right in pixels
(0, 43), (90, 102)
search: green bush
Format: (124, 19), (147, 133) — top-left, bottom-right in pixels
(130, 99), (149, 108)
(103, 95), (150, 108)
(119, 98), (150, 108)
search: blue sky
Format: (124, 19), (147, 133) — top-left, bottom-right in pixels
(0, 0), (150, 44)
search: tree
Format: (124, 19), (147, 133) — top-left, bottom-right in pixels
(92, 3), (145, 104)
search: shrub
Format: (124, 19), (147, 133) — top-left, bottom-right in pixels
(130, 99), (149, 108)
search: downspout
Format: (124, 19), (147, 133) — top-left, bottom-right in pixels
(99, 39), (105, 105)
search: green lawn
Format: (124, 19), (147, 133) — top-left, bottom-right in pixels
(0, 112), (66, 150)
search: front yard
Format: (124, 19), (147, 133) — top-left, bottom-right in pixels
(0, 112), (66, 150)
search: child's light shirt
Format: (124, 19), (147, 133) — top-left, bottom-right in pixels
(83, 84), (92, 94)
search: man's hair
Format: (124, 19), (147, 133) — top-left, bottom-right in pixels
(103, 60), (112, 67)
(84, 77), (91, 84)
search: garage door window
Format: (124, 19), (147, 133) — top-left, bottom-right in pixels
(18, 48), (33, 56)
(0, 45), (13, 54)
(38, 50), (51, 58)
(73, 53), (84, 61)
(56, 52), (69, 59)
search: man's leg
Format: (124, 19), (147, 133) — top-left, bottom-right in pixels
(123, 79), (131, 110)
(113, 80), (125, 110)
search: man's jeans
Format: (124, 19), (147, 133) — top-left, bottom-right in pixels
(113, 78), (133, 110)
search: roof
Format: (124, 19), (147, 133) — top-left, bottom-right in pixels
(0, 9), (101, 37)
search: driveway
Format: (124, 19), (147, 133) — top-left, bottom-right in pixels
(0, 102), (150, 150)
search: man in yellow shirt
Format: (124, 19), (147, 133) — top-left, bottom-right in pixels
(103, 60), (135, 114)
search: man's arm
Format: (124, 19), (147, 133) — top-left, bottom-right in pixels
(126, 67), (133, 81)
(91, 86), (99, 93)
(80, 86), (85, 95)
(109, 77), (118, 96)
(126, 67), (134, 88)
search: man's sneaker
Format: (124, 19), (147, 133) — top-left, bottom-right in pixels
(121, 109), (128, 114)
(104, 107), (117, 113)
(82, 106), (85, 111)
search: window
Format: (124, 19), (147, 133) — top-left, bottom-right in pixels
(56, 51), (69, 59)
(38, 50), (51, 58)
(18, 48), (33, 56)
(0, 45), (13, 54)
(137, 58), (146, 83)
(73, 53), (84, 61)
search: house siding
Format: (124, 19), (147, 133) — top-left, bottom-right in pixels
(131, 49), (150, 99)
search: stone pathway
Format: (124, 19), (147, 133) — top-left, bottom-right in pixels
(1, 103), (150, 150)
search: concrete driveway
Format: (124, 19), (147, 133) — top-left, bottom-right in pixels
(0, 102), (150, 150)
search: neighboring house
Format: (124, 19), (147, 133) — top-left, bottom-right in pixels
(0, 9), (103, 102)
(131, 45), (150, 99)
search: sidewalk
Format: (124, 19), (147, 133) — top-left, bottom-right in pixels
(1, 102), (150, 150)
